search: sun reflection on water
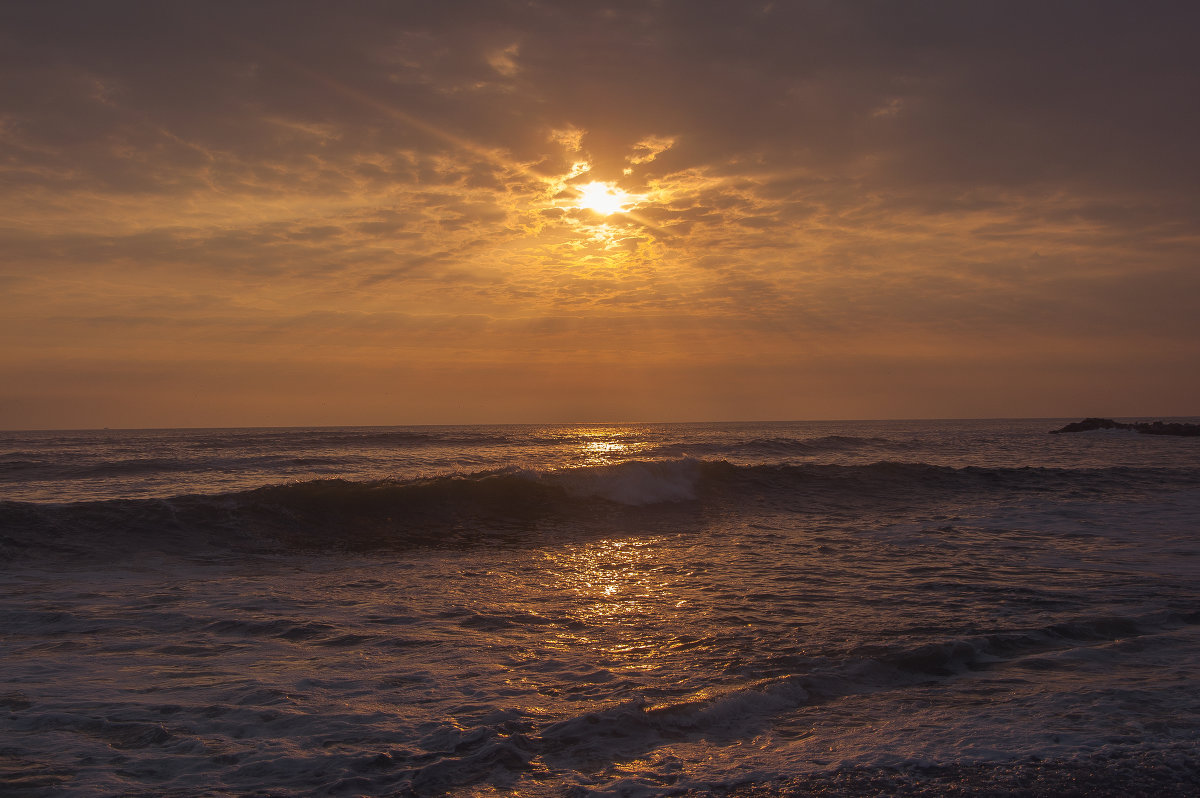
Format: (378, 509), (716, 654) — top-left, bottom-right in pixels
(541, 537), (680, 669)
(580, 438), (628, 463)
(571, 426), (647, 466)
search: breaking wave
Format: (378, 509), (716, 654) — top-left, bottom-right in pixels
(2, 459), (1196, 563)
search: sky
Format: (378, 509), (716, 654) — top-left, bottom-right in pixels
(2, 1), (1198, 428)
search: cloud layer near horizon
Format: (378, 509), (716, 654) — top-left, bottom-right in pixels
(2, 1), (1198, 426)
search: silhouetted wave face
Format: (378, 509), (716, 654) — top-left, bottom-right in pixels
(5, 418), (1197, 502)
(4, 457), (1197, 562)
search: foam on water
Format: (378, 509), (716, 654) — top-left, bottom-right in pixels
(550, 458), (705, 505)
(1, 420), (1198, 795)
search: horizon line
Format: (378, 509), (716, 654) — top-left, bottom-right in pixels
(5, 415), (1197, 434)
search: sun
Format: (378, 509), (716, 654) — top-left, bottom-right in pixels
(576, 181), (630, 216)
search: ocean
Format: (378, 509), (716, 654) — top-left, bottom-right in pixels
(2, 419), (1199, 796)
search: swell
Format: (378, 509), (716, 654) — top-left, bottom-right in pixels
(0, 453), (358, 483)
(637, 434), (916, 459)
(187, 429), (514, 450)
(2, 460), (1196, 562)
(0, 433), (511, 483)
(0, 471), (584, 563)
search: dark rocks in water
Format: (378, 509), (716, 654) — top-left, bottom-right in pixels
(1138, 420), (1200, 436)
(1050, 417), (1200, 436)
(1052, 417), (1128, 433)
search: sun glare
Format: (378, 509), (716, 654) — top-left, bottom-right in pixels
(576, 181), (630, 216)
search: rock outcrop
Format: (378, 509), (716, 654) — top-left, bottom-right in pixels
(1050, 418), (1200, 436)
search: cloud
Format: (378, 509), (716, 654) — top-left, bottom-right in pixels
(2, 1), (1199, 424)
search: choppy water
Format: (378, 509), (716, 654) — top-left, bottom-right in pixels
(2, 419), (1199, 795)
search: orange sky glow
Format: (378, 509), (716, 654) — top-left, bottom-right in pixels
(2, 2), (1198, 428)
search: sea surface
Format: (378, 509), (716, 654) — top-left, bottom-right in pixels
(2, 419), (1199, 796)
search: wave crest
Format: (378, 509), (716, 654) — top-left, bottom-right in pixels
(549, 458), (705, 505)
(2, 459), (1194, 563)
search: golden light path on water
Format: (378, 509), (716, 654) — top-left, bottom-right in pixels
(569, 426), (647, 466)
(540, 537), (682, 670)
(531, 429), (707, 677)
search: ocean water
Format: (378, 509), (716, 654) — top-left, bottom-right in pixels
(2, 419), (1199, 796)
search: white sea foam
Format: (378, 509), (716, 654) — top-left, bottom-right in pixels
(550, 458), (704, 505)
